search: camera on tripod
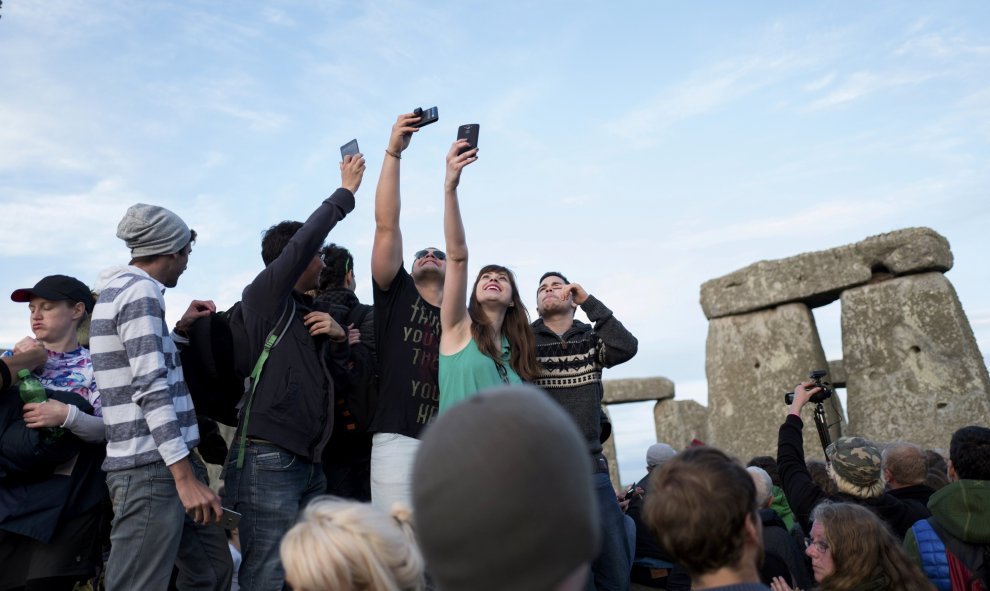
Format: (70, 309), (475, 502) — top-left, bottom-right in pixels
(784, 369), (834, 405)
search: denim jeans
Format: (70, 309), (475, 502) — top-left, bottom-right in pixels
(104, 456), (232, 591)
(223, 440), (326, 591)
(588, 471), (634, 591)
(370, 433), (420, 511)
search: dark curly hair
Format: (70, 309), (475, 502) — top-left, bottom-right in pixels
(950, 425), (990, 480)
(319, 244), (354, 292)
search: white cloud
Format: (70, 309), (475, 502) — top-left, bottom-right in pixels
(805, 70), (937, 111)
(804, 72), (836, 92)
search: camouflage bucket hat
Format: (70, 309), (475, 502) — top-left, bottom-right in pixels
(826, 437), (881, 487)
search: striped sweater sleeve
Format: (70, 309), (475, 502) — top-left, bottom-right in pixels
(90, 272), (199, 471)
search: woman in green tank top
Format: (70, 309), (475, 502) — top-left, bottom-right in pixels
(438, 139), (539, 413)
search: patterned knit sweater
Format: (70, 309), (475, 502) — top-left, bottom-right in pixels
(531, 295), (638, 456)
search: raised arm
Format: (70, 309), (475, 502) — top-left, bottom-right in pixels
(439, 140), (478, 354)
(372, 113), (420, 291)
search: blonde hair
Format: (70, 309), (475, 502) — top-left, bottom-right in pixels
(280, 497), (425, 591)
(827, 463), (885, 499)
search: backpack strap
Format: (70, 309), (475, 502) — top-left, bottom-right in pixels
(234, 299), (296, 469)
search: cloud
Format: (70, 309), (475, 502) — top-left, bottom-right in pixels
(804, 72), (836, 92)
(603, 52), (806, 147)
(805, 70), (937, 111)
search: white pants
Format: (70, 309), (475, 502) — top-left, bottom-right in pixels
(370, 432), (421, 512)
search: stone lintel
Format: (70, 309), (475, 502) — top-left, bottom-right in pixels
(603, 377), (675, 404)
(700, 227), (952, 319)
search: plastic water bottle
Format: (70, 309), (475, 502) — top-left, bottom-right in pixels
(17, 369), (64, 440)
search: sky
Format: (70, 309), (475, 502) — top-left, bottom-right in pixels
(2, 1), (988, 484)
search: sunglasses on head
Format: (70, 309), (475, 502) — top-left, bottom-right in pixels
(414, 249), (446, 261)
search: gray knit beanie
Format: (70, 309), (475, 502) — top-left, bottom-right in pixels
(412, 385), (600, 591)
(116, 203), (191, 257)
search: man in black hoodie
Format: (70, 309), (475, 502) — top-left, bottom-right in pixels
(222, 154), (365, 590)
(777, 378), (930, 539)
(531, 272), (638, 590)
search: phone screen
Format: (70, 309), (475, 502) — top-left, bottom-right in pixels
(340, 139), (360, 159)
(220, 508), (242, 530)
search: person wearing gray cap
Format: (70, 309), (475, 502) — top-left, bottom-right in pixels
(90, 204), (232, 590)
(412, 385), (601, 591)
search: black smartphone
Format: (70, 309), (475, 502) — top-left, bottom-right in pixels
(410, 106), (439, 128)
(457, 123), (480, 154)
(219, 507), (242, 530)
(340, 139), (359, 160)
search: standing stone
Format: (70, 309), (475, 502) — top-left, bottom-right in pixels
(601, 405), (622, 491)
(706, 303), (843, 461)
(654, 399), (710, 451)
(842, 272), (990, 451)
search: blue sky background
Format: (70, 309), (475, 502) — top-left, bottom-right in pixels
(2, 1), (988, 484)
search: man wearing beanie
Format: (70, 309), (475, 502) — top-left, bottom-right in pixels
(531, 272), (639, 590)
(776, 378), (930, 538)
(222, 154), (365, 590)
(625, 443), (691, 590)
(412, 385), (601, 591)
(643, 446), (771, 590)
(91, 203), (232, 590)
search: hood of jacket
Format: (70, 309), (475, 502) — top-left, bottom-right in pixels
(927, 479), (990, 544)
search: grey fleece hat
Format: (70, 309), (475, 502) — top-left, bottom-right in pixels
(646, 443), (677, 469)
(412, 385), (600, 591)
(116, 203), (191, 257)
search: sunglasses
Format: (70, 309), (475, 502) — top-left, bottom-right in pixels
(414, 249), (446, 261)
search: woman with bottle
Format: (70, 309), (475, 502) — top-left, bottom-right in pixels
(0, 274), (106, 591)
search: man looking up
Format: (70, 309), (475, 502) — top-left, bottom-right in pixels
(222, 153), (365, 590)
(91, 204), (232, 590)
(531, 272), (638, 590)
(368, 112), (444, 510)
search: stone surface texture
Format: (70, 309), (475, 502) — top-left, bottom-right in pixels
(700, 227), (952, 319)
(842, 272), (990, 451)
(706, 303), (844, 462)
(603, 377), (675, 404)
(653, 399), (710, 451)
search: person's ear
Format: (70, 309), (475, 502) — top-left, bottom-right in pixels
(71, 302), (85, 321)
(947, 459), (958, 482)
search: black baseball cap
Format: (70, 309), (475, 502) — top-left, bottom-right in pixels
(10, 275), (95, 314)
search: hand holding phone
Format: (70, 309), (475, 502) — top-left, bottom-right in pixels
(456, 124), (480, 155)
(219, 507), (242, 530)
(410, 106), (439, 128)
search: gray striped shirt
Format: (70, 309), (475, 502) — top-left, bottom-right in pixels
(90, 266), (199, 472)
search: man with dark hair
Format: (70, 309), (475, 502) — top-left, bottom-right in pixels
(643, 446), (770, 590)
(531, 271), (638, 590)
(904, 425), (990, 591)
(222, 155), (365, 589)
(316, 243), (375, 501)
(777, 378), (929, 538)
(91, 203), (232, 590)
(368, 113), (445, 510)
(883, 442), (935, 506)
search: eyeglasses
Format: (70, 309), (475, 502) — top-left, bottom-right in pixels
(414, 249), (446, 261)
(495, 362), (510, 384)
(805, 537), (829, 554)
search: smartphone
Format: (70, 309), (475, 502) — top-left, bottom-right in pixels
(219, 507), (242, 530)
(456, 123), (480, 155)
(340, 139), (360, 160)
(410, 106), (439, 128)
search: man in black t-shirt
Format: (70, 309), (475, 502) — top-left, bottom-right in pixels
(368, 112), (445, 510)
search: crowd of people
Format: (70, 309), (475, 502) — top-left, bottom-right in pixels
(0, 110), (987, 591)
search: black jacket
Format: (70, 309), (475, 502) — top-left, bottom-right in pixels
(776, 414), (930, 538)
(231, 189), (354, 462)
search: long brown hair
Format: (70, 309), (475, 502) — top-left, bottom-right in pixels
(467, 265), (539, 381)
(813, 502), (934, 591)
